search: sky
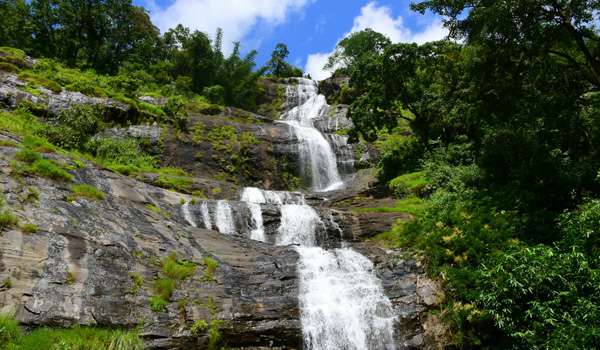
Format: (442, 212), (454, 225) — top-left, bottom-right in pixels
(131, 0), (449, 80)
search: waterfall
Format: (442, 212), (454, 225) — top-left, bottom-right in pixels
(241, 187), (267, 242)
(281, 79), (343, 191)
(297, 247), (396, 350)
(215, 200), (235, 235)
(275, 204), (324, 246)
(200, 202), (212, 230)
(275, 203), (397, 349)
(181, 201), (197, 227)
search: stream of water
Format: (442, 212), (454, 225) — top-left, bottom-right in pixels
(181, 77), (396, 349)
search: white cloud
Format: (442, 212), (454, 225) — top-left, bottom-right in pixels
(305, 52), (331, 81)
(149, 0), (314, 53)
(304, 1), (449, 80)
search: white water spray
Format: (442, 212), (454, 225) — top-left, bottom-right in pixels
(281, 79), (343, 191)
(181, 201), (197, 227)
(296, 247), (396, 350)
(241, 187), (267, 242)
(200, 202), (212, 230)
(215, 200), (235, 235)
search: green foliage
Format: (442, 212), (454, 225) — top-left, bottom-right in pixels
(264, 43), (298, 78)
(89, 137), (157, 170)
(41, 104), (105, 150)
(389, 171), (428, 198)
(0, 314), (21, 349)
(150, 253), (196, 312)
(0, 62), (20, 73)
(190, 319), (208, 336)
(21, 135), (55, 153)
(69, 185), (105, 201)
(202, 258), (219, 281)
(0, 320), (143, 350)
(18, 72), (62, 94)
(22, 159), (73, 182)
(21, 223), (38, 234)
(154, 176), (193, 194)
(160, 253), (197, 280)
(0, 140), (20, 148)
(324, 29), (391, 74)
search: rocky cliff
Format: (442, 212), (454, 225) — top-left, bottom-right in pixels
(0, 68), (449, 349)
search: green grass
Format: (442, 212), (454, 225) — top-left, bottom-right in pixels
(203, 258), (219, 281)
(350, 197), (424, 216)
(69, 184), (105, 201)
(18, 72), (62, 94)
(150, 253), (197, 312)
(161, 253), (197, 280)
(22, 159), (73, 182)
(154, 176), (194, 194)
(22, 135), (55, 153)
(0, 62), (21, 73)
(0, 320), (144, 350)
(0, 140), (20, 148)
(389, 171), (428, 198)
(0, 47), (26, 58)
(21, 222), (38, 234)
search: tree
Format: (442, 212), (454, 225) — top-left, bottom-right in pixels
(266, 43), (291, 77)
(324, 28), (391, 74)
(411, 0), (600, 87)
(0, 0), (33, 51)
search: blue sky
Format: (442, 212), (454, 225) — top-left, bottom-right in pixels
(131, 0), (448, 80)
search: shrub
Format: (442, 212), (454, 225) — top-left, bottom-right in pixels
(190, 319), (209, 336)
(42, 104), (104, 150)
(161, 253), (196, 280)
(203, 258), (219, 281)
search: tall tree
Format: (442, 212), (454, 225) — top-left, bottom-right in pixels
(324, 28), (391, 74)
(266, 43), (291, 77)
(411, 0), (600, 87)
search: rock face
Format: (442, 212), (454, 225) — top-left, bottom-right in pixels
(318, 74), (351, 105)
(0, 133), (446, 349)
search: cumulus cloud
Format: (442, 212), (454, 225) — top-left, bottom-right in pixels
(148, 0), (314, 53)
(305, 52), (331, 81)
(305, 1), (449, 80)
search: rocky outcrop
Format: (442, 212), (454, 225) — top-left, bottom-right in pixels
(0, 132), (446, 349)
(318, 74), (350, 105)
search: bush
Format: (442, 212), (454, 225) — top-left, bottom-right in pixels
(42, 104), (105, 150)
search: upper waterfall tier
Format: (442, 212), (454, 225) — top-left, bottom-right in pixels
(280, 78), (344, 191)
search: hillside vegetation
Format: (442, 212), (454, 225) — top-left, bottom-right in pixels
(1, 0), (600, 348)
(327, 2), (600, 348)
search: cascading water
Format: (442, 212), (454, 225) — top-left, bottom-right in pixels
(215, 200), (235, 235)
(275, 203), (397, 349)
(280, 79), (343, 191)
(200, 202), (212, 230)
(181, 201), (197, 228)
(297, 247), (396, 350)
(276, 204), (324, 246)
(178, 77), (396, 349)
(241, 187), (267, 242)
